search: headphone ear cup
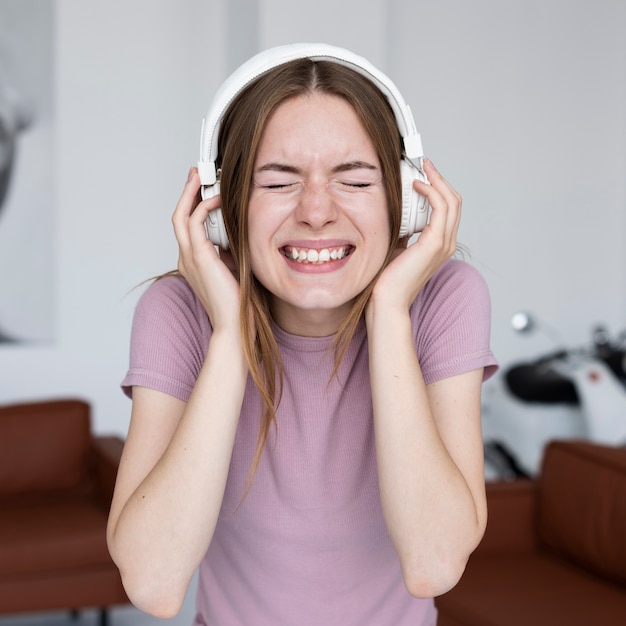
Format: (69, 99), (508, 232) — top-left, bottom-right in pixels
(399, 159), (429, 238)
(201, 182), (229, 249)
(204, 208), (229, 250)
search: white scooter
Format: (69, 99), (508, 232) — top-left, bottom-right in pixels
(482, 313), (626, 480)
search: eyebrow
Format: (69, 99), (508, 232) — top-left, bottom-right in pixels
(332, 160), (379, 174)
(255, 160), (379, 175)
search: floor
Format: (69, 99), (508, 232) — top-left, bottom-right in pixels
(0, 575), (197, 626)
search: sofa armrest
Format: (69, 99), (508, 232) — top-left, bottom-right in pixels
(476, 479), (538, 554)
(538, 440), (626, 586)
(90, 435), (125, 509)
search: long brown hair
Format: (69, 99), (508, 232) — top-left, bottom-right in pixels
(215, 59), (405, 484)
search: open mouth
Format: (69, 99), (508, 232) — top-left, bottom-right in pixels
(281, 245), (354, 265)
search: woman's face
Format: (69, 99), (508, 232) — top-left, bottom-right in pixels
(247, 92), (391, 336)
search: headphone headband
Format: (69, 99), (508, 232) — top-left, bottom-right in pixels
(198, 43), (423, 186)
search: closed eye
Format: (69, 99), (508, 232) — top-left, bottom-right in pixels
(344, 182), (372, 188)
(262, 182), (297, 190)
(333, 178), (380, 190)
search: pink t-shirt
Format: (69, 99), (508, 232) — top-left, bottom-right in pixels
(121, 259), (498, 625)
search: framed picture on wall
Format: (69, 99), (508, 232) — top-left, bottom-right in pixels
(0, 0), (55, 344)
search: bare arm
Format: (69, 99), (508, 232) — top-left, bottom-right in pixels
(107, 334), (247, 617)
(107, 170), (247, 617)
(367, 307), (486, 597)
(366, 160), (487, 597)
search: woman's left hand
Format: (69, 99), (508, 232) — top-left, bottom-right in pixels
(369, 159), (462, 312)
(365, 162), (486, 597)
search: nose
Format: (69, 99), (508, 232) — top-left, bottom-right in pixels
(295, 179), (337, 230)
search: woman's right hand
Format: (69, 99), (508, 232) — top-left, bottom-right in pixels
(172, 167), (241, 332)
(109, 169), (250, 617)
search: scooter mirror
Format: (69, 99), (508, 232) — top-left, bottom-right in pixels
(511, 311), (535, 333)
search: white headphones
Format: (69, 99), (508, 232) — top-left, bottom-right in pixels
(198, 43), (430, 249)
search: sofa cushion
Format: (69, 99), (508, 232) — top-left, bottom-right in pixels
(538, 440), (626, 586)
(476, 479), (538, 554)
(436, 552), (626, 626)
(0, 495), (111, 577)
(0, 399), (91, 496)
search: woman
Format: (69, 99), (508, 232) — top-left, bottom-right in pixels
(107, 44), (498, 626)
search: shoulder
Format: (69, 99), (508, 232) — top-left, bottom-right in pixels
(423, 258), (489, 299)
(138, 273), (199, 309)
(135, 274), (209, 328)
(131, 274), (212, 360)
(123, 274), (211, 401)
(411, 258), (498, 383)
(415, 258), (491, 321)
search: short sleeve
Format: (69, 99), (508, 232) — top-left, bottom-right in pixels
(120, 275), (212, 401)
(412, 259), (498, 384)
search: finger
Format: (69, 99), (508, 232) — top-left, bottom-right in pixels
(421, 161), (461, 223)
(413, 165), (461, 255)
(188, 193), (222, 253)
(173, 168), (221, 251)
(425, 163), (461, 227)
(414, 178), (451, 235)
(172, 168), (202, 249)
(423, 159), (462, 207)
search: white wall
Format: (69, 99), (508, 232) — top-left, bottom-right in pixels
(388, 0), (626, 364)
(0, 0), (624, 436)
(0, 0), (228, 434)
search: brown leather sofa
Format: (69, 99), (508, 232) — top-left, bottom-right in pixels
(0, 399), (130, 625)
(436, 439), (626, 625)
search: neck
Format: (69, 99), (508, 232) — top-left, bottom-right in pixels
(269, 300), (352, 337)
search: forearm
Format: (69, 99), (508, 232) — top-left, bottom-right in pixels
(108, 330), (248, 616)
(366, 304), (485, 597)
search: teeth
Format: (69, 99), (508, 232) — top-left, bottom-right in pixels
(287, 246), (350, 264)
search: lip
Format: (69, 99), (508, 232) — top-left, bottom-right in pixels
(283, 238), (353, 249)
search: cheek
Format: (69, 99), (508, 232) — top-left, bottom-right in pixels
(372, 207), (394, 267)
(246, 201), (266, 248)
(246, 205), (278, 282)
(370, 237), (391, 277)
(247, 194), (294, 252)
(246, 228), (265, 278)
(355, 198), (393, 245)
